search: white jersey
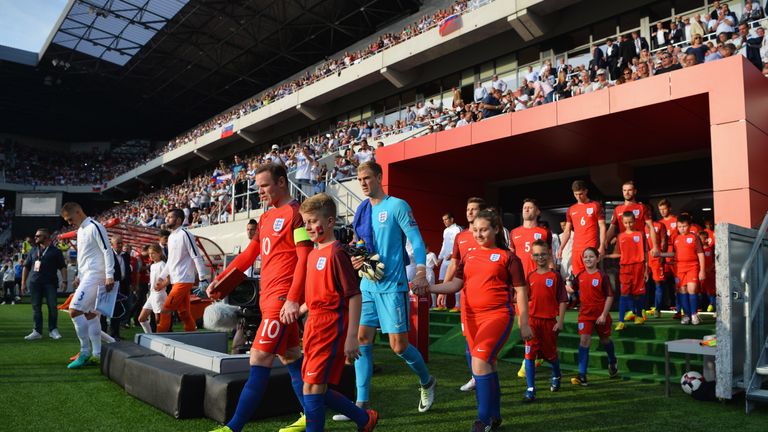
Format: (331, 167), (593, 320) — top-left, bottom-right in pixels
(158, 227), (208, 284)
(76, 217), (114, 281)
(144, 261), (168, 313)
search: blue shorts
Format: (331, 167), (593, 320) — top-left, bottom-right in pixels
(360, 291), (410, 335)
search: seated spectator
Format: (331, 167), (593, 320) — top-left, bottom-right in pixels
(654, 51), (682, 74)
(480, 88), (503, 119)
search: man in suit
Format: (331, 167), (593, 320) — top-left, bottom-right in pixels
(101, 235), (130, 340)
(669, 22), (684, 44)
(631, 31), (649, 57)
(604, 38), (620, 80)
(589, 44), (605, 81)
(619, 34), (636, 74)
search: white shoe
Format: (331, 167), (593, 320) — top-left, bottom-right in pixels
(681, 316), (691, 325)
(460, 376), (476, 391)
(0, 301), (5, 305)
(332, 414), (351, 421)
(49, 329), (62, 340)
(24, 330), (42, 341)
(691, 314), (701, 326)
(418, 376), (436, 412)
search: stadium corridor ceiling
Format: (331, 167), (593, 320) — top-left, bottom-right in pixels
(0, 0), (423, 142)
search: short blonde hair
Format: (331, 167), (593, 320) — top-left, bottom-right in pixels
(299, 193), (337, 219)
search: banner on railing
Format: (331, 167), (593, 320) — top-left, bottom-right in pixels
(220, 124), (234, 138)
(439, 14), (462, 36)
(212, 173), (232, 184)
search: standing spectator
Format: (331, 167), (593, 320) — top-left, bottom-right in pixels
(588, 44), (605, 80)
(2, 259), (16, 305)
(619, 34), (635, 73)
(354, 140), (375, 166)
(292, 145), (315, 197)
(436, 212), (462, 311)
(669, 21), (684, 44)
(473, 81), (487, 103)
(491, 74), (507, 93)
(13, 257), (23, 300)
(632, 31), (649, 56)
(480, 88), (503, 119)
(685, 16), (704, 43)
(686, 34), (709, 63)
(740, 0), (764, 24)
(604, 38), (620, 79)
(21, 228), (67, 341)
(652, 22), (669, 49)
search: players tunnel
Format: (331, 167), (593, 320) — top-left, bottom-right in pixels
(375, 56), (768, 249)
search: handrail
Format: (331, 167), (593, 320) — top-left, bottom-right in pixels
(328, 176), (363, 204)
(740, 212), (768, 283)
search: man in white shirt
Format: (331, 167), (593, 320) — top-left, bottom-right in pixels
(473, 81), (488, 103)
(60, 202), (115, 369)
(491, 74), (507, 93)
(155, 208), (209, 332)
(292, 146), (315, 197)
(436, 212), (462, 310)
(354, 140), (375, 165)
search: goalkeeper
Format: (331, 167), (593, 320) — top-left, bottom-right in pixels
(341, 161), (436, 419)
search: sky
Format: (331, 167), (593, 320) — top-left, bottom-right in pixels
(0, 0), (69, 53)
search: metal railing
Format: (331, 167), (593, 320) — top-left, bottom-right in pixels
(741, 211), (768, 405)
(325, 175), (364, 224)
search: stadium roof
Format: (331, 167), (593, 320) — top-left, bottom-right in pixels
(0, 0), (423, 142)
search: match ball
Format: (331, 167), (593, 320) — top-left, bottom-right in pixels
(680, 371), (704, 395)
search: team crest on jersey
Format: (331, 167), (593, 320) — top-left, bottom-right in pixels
(578, 322), (585, 330)
(633, 209), (640, 216)
(534, 232), (542, 240)
(378, 211), (388, 223)
(592, 278), (599, 287)
(586, 207), (594, 215)
(408, 211), (418, 227)
(316, 257), (327, 270)
(671, 222), (677, 229)
(490, 253), (501, 262)
(546, 278), (553, 287)
(633, 235), (640, 243)
(273, 218), (285, 232)
(705, 251), (711, 257)
(686, 237), (693, 244)
(525, 345), (531, 354)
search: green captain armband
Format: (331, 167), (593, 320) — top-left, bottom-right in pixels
(294, 227), (311, 243)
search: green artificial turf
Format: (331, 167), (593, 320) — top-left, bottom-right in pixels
(2, 301), (767, 432)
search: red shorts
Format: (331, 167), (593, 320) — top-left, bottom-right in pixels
(163, 282), (193, 311)
(619, 262), (645, 296)
(252, 307), (300, 356)
(463, 311), (513, 364)
(676, 265), (700, 290)
(302, 311), (347, 385)
(578, 303), (612, 338)
(702, 272), (715, 296)
(571, 246), (587, 275)
(648, 258), (665, 283)
(525, 317), (559, 362)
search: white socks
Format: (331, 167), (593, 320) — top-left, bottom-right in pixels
(139, 321), (152, 334)
(88, 317), (102, 357)
(71, 314), (91, 356)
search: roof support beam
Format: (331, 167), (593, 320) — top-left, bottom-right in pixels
(296, 103), (327, 121)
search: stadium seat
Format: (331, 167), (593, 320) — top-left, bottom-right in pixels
(123, 355), (210, 419)
(100, 341), (162, 388)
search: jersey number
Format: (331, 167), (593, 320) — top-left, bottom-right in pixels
(262, 237), (271, 256)
(580, 217), (586, 226)
(524, 241), (531, 253)
(261, 319), (280, 339)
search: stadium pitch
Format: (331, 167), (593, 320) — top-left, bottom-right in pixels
(2, 302), (767, 432)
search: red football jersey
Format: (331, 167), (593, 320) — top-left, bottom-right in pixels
(704, 228), (715, 248)
(645, 221), (667, 253)
(527, 270), (567, 319)
(702, 244), (715, 273)
(573, 269), (613, 308)
(660, 215), (678, 251)
(455, 248), (525, 315)
(611, 202), (651, 232)
(451, 229), (479, 261)
(674, 233), (703, 271)
(616, 231), (646, 265)
(219, 200), (306, 308)
(566, 201), (603, 248)
(689, 224), (702, 235)
(511, 226), (552, 277)
(305, 241), (360, 313)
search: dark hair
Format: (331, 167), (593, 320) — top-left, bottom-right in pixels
(467, 197), (487, 209)
(255, 163), (288, 184)
(582, 247), (600, 258)
(159, 229), (171, 238)
(474, 209), (508, 250)
(60, 202), (82, 215)
(522, 198), (539, 209)
(36, 228), (50, 237)
(247, 219), (258, 226)
(571, 180), (588, 191)
(168, 208), (185, 221)
(531, 239), (549, 250)
(698, 230), (709, 238)
(622, 180), (636, 188)
(442, 212), (454, 219)
(621, 211), (635, 219)
(677, 213), (693, 225)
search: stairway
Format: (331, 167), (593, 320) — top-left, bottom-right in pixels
(379, 310), (715, 384)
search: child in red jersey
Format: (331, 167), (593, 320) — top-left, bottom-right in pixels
(645, 219), (668, 318)
(429, 209), (532, 432)
(298, 193), (378, 432)
(605, 212), (648, 330)
(698, 231), (716, 313)
(566, 248), (618, 386)
(522, 240), (567, 402)
(660, 214), (705, 325)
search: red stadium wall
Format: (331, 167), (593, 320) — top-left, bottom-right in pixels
(377, 56), (768, 249)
